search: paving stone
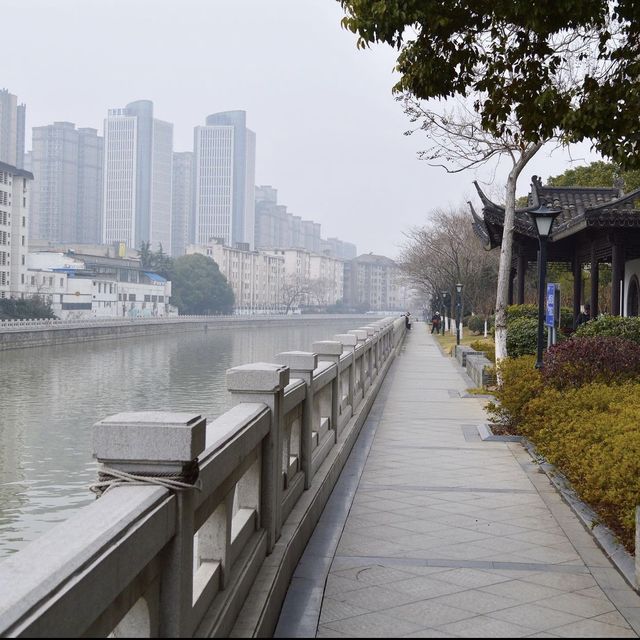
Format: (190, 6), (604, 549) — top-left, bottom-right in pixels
(548, 618), (638, 637)
(332, 584), (424, 612)
(319, 597), (370, 624)
(437, 614), (537, 637)
(321, 611), (427, 638)
(384, 599), (475, 627)
(536, 591), (616, 618)
(487, 603), (583, 631)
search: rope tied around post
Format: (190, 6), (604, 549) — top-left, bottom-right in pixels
(89, 460), (202, 497)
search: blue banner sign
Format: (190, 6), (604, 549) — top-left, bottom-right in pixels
(545, 283), (556, 327)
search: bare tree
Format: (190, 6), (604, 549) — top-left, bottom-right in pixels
(398, 206), (499, 318)
(402, 96), (542, 362)
(280, 275), (313, 314)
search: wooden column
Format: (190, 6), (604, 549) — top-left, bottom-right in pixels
(590, 243), (599, 317)
(573, 255), (582, 328)
(516, 252), (527, 304)
(611, 241), (624, 316)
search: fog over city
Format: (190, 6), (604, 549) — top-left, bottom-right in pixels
(3, 0), (598, 255)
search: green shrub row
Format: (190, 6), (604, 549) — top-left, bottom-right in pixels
(490, 337), (640, 551)
(521, 383), (640, 550)
(469, 339), (496, 363)
(575, 314), (640, 344)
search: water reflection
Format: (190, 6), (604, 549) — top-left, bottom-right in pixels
(0, 319), (365, 558)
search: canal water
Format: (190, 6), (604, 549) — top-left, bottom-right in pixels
(0, 318), (372, 559)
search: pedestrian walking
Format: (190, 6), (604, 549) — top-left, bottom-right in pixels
(431, 312), (441, 334)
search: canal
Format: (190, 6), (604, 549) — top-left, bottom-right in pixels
(0, 318), (373, 559)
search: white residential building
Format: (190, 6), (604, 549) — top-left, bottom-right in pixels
(266, 248), (344, 307)
(26, 250), (173, 319)
(309, 253), (344, 305)
(0, 161), (32, 299)
(187, 240), (284, 312)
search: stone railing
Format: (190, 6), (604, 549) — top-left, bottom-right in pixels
(0, 316), (406, 638)
(0, 313), (385, 333)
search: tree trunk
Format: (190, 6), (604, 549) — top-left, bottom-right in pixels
(494, 143), (542, 377)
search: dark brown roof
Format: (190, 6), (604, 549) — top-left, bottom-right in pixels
(471, 176), (640, 247)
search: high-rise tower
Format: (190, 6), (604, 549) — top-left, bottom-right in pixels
(0, 89), (26, 169)
(171, 151), (194, 257)
(193, 111), (255, 249)
(103, 100), (173, 252)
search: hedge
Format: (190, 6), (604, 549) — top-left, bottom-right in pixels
(520, 383), (640, 550)
(575, 314), (640, 345)
(543, 336), (640, 389)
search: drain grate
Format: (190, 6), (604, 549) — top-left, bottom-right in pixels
(461, 424), (481, 442)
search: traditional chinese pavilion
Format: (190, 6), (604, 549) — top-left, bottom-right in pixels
(471, 176), (640, 323)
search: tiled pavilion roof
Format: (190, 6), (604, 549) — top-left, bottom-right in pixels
(471, 176), (640, 249)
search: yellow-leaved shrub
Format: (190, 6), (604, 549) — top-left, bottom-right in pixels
(521, 383), (640, 550)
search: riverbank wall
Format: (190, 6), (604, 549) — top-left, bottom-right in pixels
(0, 315), (383, 351)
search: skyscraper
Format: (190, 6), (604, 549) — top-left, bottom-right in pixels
(103, 100), (173, 252)
(31, 122), (79, 242)
(30, 123), (104, 244)
(0, 89), (26, 169)
(77, 128), (104, 244)
(194, 111), (255, 248)
(171, 151), (194, 257)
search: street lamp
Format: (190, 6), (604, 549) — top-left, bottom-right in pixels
(528, 202), (561, 368)
(441, 290), (449, 336)
(455, 282), (463, 345)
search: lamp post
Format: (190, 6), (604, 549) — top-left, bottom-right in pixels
(441, 290), (448, 335)
(455, 282), (463, 345)
(528, 203), (561, 368)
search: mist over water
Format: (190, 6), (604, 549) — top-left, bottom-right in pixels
(0, 319), (366, 559)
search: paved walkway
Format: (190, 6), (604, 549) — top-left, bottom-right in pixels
(275, 324), (640, 638)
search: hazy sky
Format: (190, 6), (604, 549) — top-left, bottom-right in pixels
(4, 0), (599, 257)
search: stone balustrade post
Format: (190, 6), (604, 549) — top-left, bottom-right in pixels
(312, 340), (343, 438)
(335, 333), (357, 413)
(361, 326), (378, 379)
(227, 363), (289, 553)
(275, 351), (317, 490)
(93, 411), (206, 638)
(350, 329), (370, 393)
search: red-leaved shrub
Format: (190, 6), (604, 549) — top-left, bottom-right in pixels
(543, 336), (640, 389)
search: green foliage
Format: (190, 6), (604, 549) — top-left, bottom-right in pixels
(575, 315), (640, 345)
(470, 339), (495, 363)
(466, 315), (486, 335)
(486, 355), (542, 428)
(138, 242), (173, 279)
(506, 304), (538, 321)
(543, 336), (640, 389)
(520, 383), (640, 550)
(339, 1), (640, 168)
(0, 296), (56, 320)
(506, 316), (546, 358)
(547, 161), (640, 192)
(170, 254), (234, 315)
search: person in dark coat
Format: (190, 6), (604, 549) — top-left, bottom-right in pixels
(575, 303), (591, 328)
(431, 312), (441, 334)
